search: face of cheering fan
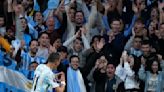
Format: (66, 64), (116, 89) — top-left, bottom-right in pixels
(106, 64), (115, 78)
(34, 12), (43, 25)
(70, 56), (79, 70)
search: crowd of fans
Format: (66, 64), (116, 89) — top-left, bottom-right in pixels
(0, 0), (164, 92)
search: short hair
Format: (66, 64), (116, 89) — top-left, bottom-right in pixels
(70, 7), (76, 12)
(33, 11), (43, 20)
(57, 46), (68, 53)
(107, 62), (116, 68)
(69, 55), (80, 63)
(29, 61), (38, 66)
(135, 17), (144, 24)
(75, 10), (84, 16)
(38, 32), (49, 39)
(141, 40), (151, 46)
(29, 39), (38, 46)
(134, 36), (143, 40)
(6, 25), (15, 32)
(90, 35), (101, 45)
(51, 37), (61, 45)
(47, 52), (60, 63)
(73, 37), (83, 45)
(110, 17), (121, 25)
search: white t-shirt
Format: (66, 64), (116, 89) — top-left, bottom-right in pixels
(31, 64), (59, 92)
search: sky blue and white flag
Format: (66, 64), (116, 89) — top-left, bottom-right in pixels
(34, 0), (40, 11)
(48, 0), (60, 9)
(0, 66), (32, 92)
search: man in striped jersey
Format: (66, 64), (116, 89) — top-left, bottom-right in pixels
(31, 52), (66, 92)
(20, 39), (46, 70)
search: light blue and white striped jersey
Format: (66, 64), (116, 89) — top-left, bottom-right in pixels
(21, 52), (46, 70)
(31, 64), (59, 92)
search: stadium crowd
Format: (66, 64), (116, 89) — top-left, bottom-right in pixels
(0, 0), (164, 92)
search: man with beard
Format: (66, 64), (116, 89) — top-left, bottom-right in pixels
(67, 55), (86, 92)
(20, 39), (45, 71)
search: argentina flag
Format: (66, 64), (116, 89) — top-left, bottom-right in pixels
(0, 66), (32, 92)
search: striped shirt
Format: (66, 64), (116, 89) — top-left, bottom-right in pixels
(21, 52), (46, 70)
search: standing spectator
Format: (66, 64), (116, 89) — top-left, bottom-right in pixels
(36, 32), (49, 60)
(33, 11), (46, 35)
(93, 55), (108, 92)
(67, 55), (86, 92)
(19, 17), (32, 46)
(138, 58), (164, 92)
(45, 16), (64, 45)
(115, 51), (141, 91)
(0, 15), (6, 36)
(4, 26), (15, 44)
(20, 39), (45, 71)
(63, 28), (90, 68)
(105, 62), (123, 92)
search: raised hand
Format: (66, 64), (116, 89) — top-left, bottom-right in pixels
(7, 0), (12, 4)
(95, 59), (101, 69)
(139, 2), (145, 11)
(132, 27), (135, 36)
(20, 40), (25, 50)
(49, 45), (57, 54)
(104, 3), (110, 12)
(75, 30), (81, 38)
(158, 1), (164, 11)
(157, 54), (163, 62)
(141, 56), (146, 66)
(80, 27), (87, 35)
(132, 3), (139, 14)
(59, 0), (65, 13)
(121, 50), (128, 63)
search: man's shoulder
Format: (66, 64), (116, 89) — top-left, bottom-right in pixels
(35, 64), (53, 76)
(35, 64), (47, 72)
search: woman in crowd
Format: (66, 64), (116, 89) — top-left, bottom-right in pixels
(138, 57), (164, 92)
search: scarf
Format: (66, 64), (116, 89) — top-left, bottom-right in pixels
(67, 67), (86, 92)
